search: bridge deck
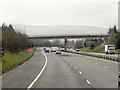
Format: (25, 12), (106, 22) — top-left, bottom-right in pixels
(28, 34), (110, 39)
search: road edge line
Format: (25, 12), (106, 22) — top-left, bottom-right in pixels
(86, 80), (91, 85)
(27, 51), (48, 89)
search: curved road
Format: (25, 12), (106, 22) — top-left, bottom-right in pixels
(32, 52), (91, 88)
(2, 48), (118, 89)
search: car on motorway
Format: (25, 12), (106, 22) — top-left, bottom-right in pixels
(76, 49), (79, 52)
(43, 48), (46, 50)
(56, 50), (61, 54)
(69, 48), (74, 52)
(60, 48), (64, 51)
(45, 49), (50, 53)
(51, 47), (58, 52)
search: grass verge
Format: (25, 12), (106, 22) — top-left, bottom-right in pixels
(116, 49), (120, 54)
(1, 48), (35, 73)
(80, 43), (120, 54)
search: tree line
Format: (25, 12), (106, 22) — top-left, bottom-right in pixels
(2, 24), (33, 53)
(108, 25), (120, 49)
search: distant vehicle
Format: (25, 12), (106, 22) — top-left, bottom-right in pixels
(45, 50), (50, 53)
(60, 48), (64, 51)
(56, 50), (61, 54)
(70, 48), (74, 52)
(76, 49), (79, 52)
(105, 45), (115, 54)
(51, 47), (58, 52)
(43, 48), (46, 50)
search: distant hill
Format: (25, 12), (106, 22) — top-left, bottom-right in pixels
(15, 25), (108, 36)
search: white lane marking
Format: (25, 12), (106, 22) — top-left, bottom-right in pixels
(95, 63), (97, 65)
(79, 72), (82, 74)
(71, 63), (72, 65)
(104, 66), (108, 69)
(74, 67), (77, 69)
(68, 61), (69, 62)
(27, 51), (48, 89)
(86, 80), (91, 85)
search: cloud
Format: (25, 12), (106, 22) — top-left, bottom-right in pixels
(0, 0), (119, 28)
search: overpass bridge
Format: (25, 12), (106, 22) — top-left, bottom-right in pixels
(28, 34), (110, 39)
(28, 34), (110, 50)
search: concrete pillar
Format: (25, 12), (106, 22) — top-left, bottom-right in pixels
(104, 37), (108, 45)
(64, 38), (67, 51)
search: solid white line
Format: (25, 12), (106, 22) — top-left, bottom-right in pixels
(27, 51), (48, 89)
(79, 72), (82, 74)
(86, 80), (91, 84)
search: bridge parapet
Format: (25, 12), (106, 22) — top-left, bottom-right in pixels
(28, 34), (110, 39)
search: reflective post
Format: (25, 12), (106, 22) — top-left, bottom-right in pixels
(30, 48), (32, 55)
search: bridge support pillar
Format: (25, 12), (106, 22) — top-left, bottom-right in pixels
(64, 38), (67, 51)
(104, 37), (109, 45)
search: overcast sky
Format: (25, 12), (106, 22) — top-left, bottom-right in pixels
(0, 0), (119, 28)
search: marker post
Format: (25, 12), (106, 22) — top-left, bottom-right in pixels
(30, 48), (32, 55)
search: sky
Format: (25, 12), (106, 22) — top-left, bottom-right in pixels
(118, 1), (120, 31)
(0, 0), (119, 28)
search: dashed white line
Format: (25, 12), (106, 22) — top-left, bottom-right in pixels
(104, 66), (108, 69)
(86, 80), (91, 85)
(74, 67), (77, 69)
(27, 51), (48, 89)
(71, 63), (72, 65)
(79, 72), (82, 74)
(95, 63), (97, 65)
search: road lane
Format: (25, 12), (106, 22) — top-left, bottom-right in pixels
(2, 48), (46, 88)
(32, 52), (92, 88)
(2, 48), (118, 88)
(61, 52), (118, 88)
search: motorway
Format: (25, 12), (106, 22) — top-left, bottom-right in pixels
(68, 49), (119, 59)
(2, 48), (118, 89)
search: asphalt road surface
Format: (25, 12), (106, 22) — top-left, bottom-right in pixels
(2, 48), (46, 88)
(32, 52), (91, 88)
(60, 52), (118, 88)
(2, 48), (118, 89)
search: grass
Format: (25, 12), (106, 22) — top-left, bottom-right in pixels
(92, 43), (104, 52)
(80, 43), (120, 54)
(115, 49), (120, 54)
(79, 47), (90, 52)
(1, 48), (35, 73)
